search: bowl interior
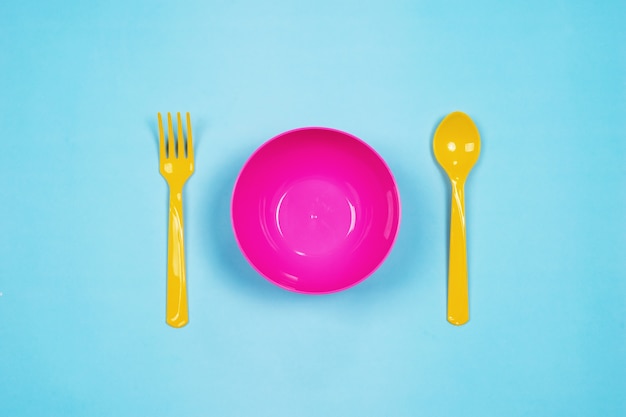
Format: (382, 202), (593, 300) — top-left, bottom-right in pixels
(231, 127), (401, 294)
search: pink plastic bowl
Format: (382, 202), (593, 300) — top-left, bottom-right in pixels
(231, 127), (401, 294)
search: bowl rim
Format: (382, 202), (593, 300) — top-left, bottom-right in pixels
(230, 126), (402, 294)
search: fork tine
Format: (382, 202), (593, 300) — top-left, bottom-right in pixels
(177, 112), (185, 158)
(158, 112), (166, 160)
(186, 112), (194, 160)
(167, 112), (175, 158)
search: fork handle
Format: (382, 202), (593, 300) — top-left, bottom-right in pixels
(166, 186), (189, 328)
(447, 179), (469, 326)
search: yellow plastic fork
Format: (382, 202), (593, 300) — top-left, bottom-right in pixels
(158, 112), (194, 328)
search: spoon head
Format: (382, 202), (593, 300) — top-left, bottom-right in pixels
(433, 111), (481, 181)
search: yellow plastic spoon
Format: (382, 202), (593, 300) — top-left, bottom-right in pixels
(433, 111), (481, 326)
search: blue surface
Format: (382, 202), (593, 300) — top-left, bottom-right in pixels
(1, 1), (625, 416)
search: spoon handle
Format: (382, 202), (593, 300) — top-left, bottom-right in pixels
(447, 180), (469, 325)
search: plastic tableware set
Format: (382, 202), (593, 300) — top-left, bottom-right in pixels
(157, 111), (481, 328)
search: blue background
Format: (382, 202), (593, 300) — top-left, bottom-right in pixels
(1, 1), (625, 416)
